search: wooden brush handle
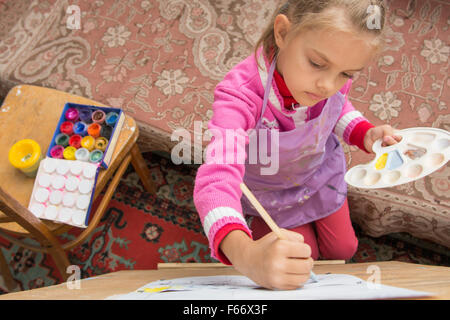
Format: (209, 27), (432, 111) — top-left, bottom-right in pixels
(239, 183), (287, 240)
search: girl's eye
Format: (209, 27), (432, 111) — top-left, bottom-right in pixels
(342, 73), (354, 79)
(309, 59), (323, 69)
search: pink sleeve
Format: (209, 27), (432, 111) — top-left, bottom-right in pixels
(334, 79), (372, 144)
(193, 85), (257, 261)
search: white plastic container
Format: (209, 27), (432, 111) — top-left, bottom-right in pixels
(28, 158), (99, 228)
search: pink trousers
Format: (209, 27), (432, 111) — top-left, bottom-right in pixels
(249, 199), (358, 260)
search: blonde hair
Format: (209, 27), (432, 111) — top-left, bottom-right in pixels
(255, 0), (387, 63)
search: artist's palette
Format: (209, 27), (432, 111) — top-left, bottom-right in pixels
(27, 157), (99, 228)
(345, 127), (450, 189)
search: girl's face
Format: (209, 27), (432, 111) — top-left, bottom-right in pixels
(275, 16), (376, 106)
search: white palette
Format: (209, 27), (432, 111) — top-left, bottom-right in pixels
(345, 127), (450, 189)
(28, 158), (99, 228)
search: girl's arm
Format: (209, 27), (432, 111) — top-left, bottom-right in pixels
(194, 85), (258, 263)
(333, 79), (375, 153)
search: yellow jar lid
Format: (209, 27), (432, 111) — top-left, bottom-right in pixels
(81, 136), (95, 151)
(63, 146), (77, 160)
(95, 137), (109, 151)
(8, 139), (41, 169)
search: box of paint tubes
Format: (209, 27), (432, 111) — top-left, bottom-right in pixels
(46, 103), (125, 169)
(26, 103), (124, 228)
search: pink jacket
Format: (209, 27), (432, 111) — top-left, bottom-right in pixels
(193, 51), (369, 264)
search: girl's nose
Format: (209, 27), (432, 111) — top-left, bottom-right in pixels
(316, 75), (335, 96)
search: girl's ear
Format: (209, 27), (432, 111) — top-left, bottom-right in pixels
(274, 14), (291, 50)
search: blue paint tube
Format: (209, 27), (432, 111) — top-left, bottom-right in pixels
(73, 121), (88, 136)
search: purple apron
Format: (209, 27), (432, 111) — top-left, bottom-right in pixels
(241, 58), (348, 229)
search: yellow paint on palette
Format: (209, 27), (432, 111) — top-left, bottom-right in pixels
(375, 153), (388, 170)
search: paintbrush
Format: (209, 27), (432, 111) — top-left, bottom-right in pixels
(240, 183), (318, 283)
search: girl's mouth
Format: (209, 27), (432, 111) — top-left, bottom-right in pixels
(306, 92), (325, 101)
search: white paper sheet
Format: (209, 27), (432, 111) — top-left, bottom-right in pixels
(106, 274), (433, 300)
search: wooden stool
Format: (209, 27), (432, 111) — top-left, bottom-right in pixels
(0, 85), (156, 291)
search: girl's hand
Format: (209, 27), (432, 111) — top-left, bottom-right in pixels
(221, 229), (314, 290)
(364, 124), (402, 153)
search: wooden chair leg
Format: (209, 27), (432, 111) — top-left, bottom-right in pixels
(0, 248), (17, 291)
(130, 144), (157, 194)
(0, 187), (72, 283)
(47, 246), (71, 282)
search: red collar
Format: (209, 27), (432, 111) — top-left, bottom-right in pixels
(273, 68), (297, 110)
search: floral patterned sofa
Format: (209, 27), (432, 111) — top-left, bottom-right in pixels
(0, 0), (448, 248)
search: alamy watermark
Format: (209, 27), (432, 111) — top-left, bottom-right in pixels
(67, 4), (381, 31)
(366, 5), (382, 30)
(171, 121), (280, 175)
(66, 5), (81, 30)
(66, 265), (81, 290)
(366, 264), (381, 289)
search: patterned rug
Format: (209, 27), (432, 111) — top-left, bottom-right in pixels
(1, 151), (449, 295)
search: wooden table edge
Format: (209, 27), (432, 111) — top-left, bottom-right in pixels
(0, 261), (448, 300)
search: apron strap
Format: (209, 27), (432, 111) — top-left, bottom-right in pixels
(259, 58), (277, 126)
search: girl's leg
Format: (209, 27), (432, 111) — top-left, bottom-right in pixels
(314, 198), (358, 260)
(249, 216), (320, 260)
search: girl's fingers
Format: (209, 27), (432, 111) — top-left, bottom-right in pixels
(283, 257), (314, 275)
(284, 241), (312, 258)
(281, 229), (304, 243)
(383, 135), (399, 146)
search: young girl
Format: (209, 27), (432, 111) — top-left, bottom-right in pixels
(194, 0), (401, 290)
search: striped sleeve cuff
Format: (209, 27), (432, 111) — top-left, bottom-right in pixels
(349, 120), (375, 153)
(203, 207), (251, 262)
(213, 223), (252, 265)
(334, 111), (366, 144)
